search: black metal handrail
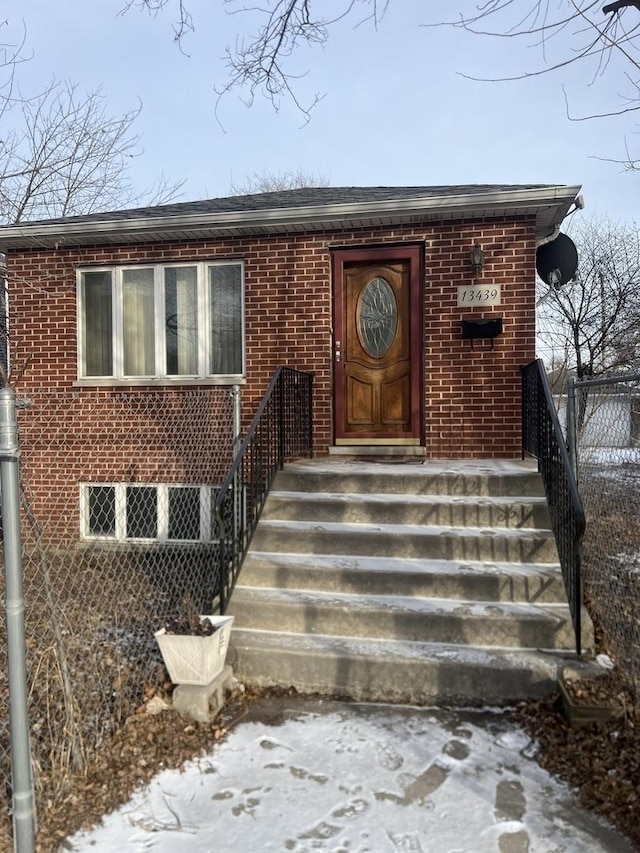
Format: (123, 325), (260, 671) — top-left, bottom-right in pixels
(522, 359), (586, 654)
(213, 366), (314, 613)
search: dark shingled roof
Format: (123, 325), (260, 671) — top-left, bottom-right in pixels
(0, 183), (582, 250)
(20, 185), (555, 226)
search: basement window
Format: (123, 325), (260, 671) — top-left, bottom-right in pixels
(80, 483), (218, 543)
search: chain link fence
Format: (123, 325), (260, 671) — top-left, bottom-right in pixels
(0, 387), (235, 848)
(569, 373), (640, 698)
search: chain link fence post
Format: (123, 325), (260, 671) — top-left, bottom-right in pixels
(0, 388), (35, 853)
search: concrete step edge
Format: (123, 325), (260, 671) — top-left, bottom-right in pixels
(230, 626), (572, 662)
(274, 463), (546, 497)
(239, 553), (567, 605)
(227, 628), (575, 703)
(253, 518), (556, 538)
(242, 551), (563, 577)
(266, 490), (550, 506)
(230, 586), (572, 620)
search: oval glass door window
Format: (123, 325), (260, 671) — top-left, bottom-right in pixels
(358, 277), (398, 358)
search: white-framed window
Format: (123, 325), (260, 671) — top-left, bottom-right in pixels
(80, 483), (225, 543)
(77, 261), (244, 381)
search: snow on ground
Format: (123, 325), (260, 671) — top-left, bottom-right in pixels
(65, 700), (634, 853)
(579, 449), (640, 466)
(579, 448), (640, 481)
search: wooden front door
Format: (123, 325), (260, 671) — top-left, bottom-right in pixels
(333, 245), (423, 444)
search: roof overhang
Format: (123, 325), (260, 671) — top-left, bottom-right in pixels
(0, 185), (582, 252)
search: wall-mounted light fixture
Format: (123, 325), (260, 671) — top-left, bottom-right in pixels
(470, 243), (484, 276)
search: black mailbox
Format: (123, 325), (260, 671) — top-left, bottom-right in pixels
(461, 318), (503, 349)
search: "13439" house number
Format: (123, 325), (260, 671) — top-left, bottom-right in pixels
(457, 284), (501, 307)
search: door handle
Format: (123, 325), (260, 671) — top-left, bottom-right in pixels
(335, 341), (341, 362)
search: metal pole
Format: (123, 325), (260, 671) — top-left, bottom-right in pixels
(231, 385), (241, 460)
(567, 377), (578, 484)
(307, 373), (314, 458)
(278, 373), (285, 468)
(0, 388), (35, 853)
(231, 384), (242, 556)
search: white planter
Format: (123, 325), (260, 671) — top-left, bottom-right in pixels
(155, 615), (234, 686)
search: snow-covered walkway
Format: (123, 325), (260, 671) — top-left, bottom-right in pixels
(65, 698), (634, 852)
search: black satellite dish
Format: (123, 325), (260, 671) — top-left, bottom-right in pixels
(536, 232), (578, 288)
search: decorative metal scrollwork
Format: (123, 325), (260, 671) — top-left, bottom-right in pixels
(358, 277), (397, 358)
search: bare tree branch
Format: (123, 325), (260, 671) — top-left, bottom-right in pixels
(425, 2), (640, 167)
(120, 1), (640, 162)
(121, 1), (389, 119)
(0, 16), (30, 123)
(214, 1), (374, 122)
(603, 2), (640, 16)
(428, 2), (640, 98)
(119, 0), (194, 43)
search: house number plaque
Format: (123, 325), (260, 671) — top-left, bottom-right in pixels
(457, 284), (501, 307)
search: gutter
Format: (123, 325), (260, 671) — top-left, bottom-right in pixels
(0, 185), (582, 250)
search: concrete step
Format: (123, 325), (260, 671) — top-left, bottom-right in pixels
(262, 490), (552, 529)
(274, 460), (545, 498)
(240, 552), (566, 603)
(250, 519), (560, 564)
(226, 457), (587, 704)
(227, 628), (565, 705)
(228, 586), (575, 650)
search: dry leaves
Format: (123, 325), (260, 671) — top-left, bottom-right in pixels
(514, 671), (640, 850)
(28, 684), (288, 852)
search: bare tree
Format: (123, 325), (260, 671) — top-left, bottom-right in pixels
(0, 80), (183, 225)
(229, 167), (330, 195)
(0, 36), (184, 378)
(538, 216), (640, 382)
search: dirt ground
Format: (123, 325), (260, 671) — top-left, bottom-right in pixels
(13, 669), (637, 853)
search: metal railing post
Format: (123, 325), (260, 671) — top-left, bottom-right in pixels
(278, 371), (285, 467)
(231, 384), (242, 545)
(0, 388), (35, 853)
(307, 372), (314, 458)
(231, 384), (241, 459)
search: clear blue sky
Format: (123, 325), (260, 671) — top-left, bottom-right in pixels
(3, 1), (638, 221)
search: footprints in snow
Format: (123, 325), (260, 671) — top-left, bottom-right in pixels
(495, 778), (530, 853)
(375, 738), (470, 807)
(387, 832), (425, 853)
(495, 779), (527, 822)
(375, 741), (404, 771)
(223, 730), (532, 852)
(284, 735), (476, 850)
(284, 799), (371, 850)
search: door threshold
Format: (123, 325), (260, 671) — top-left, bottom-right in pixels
(329, 445), (427, 457)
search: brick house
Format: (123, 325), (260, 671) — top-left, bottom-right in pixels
(0, 184), (581, 546)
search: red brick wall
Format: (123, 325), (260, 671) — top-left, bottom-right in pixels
(7, 215), (536, 462)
